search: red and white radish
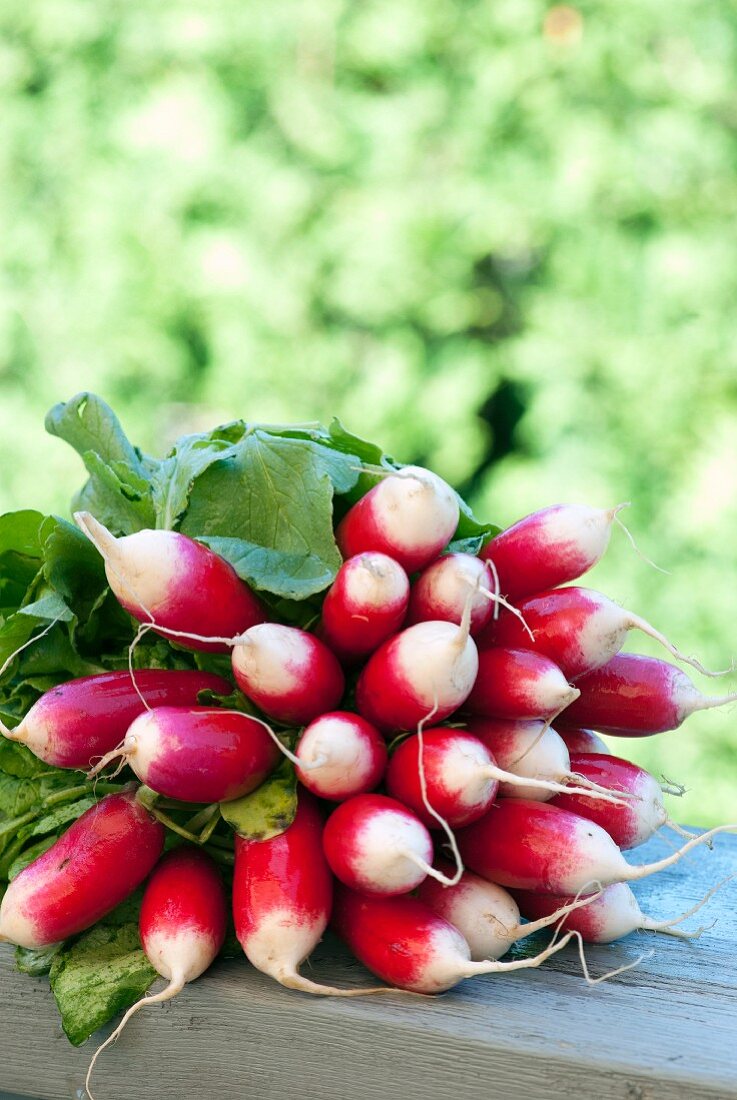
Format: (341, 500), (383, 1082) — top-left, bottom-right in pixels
(231, 623), (344, 725)
(0, 789), (164, 948)
(85, 847), (227, 1098)
(560, 653), (737, 736)
(418, 861), (598, 960)
(465, 647), (579, 722)
(318, 552), (410, 662)
(336, 466), (460, 574)
(0, 669), (231, 769)
(488, 587), (720, 680)
(480, 503), (623, 601)
(406, 553), (495, 636)
(74, 512), (265, 652)
(295, 712), (387, 801)
(355, 615), (478, 733)
(331, 885), (575, 994)
(322, 793), (457, 895)
(559, 727), (610, 755)
(457, 798), (734, 895)
(90, 707), (280, 803)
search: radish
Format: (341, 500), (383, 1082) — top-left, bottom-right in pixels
(331, 885), (575, 994)
(457, 798), (735, 895)
(559, 727), (610, 755)
(85, 847), (227, 1098)
(513, 881), (721, 944)
(465, 718), (617, 803)
(418, 861), (598, 961)
(89, 707), (280, 803)
(322, 793), (458, 895)
(384, 728), (621, 829)
(74, 512), (266, 653)
(560, 653), (737, 736)
(550, 753), (691, 849)
(479, 503), (624, 601)
(405, 553), (495, 636)
(355, 613), (478, 733)
(488, 586), (720, 680)
(465, 647), (579, 722)
(318, 552), (410, 661)
(295, 711), (387, 801)
(0, 789), (164, 948)
(231, 623), (345, 725)
(335, 466), (460, 574)
(0, 669), (231, 769)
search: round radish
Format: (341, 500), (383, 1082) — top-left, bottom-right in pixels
(465, 647), (579, 721)
(406, 553), (494, 636)
(231, 623), (344, 725)
(318, 552), (410, 662)
(559, 727), (610, 755)
(335, 466), (460, 574)
(0, 669), (231, 769)
(74, 512), (265, 652)
(295, 712), (387, 801)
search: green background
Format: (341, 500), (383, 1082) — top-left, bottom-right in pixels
(1, 0), (736, 824)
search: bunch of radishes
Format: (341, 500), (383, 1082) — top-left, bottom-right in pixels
(0, 463), (734, 1091)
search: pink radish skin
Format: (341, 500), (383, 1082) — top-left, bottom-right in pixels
(0, 789), (164, 948)
(406, 553), (494, 636)
(322, 794), (441, 896)
(561, 653), (737, 736)
(467, 718), (596, 802)
(479, 503), (620, 602)
(465, 647), (579, 721)
(457, 798), (735, 895)
(94, 707), (280, 803)
(488, 586), (714, 680)
(331, 885), (575, 994)
(0, 669), (231, 769)
(74, 512), (265, 653)
(336, 466), (460, 574)
(85, 847), (227, 1099)
(418, 862), (597, 961)
(318, 552), (410, 662)
(296, 712), (387, 801)
(513, 882), (713, 944)
(559, 727), (610, 755)
(231, 623), (344, 725)
(355, 619), (479, 733)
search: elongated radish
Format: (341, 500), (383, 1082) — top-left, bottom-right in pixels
(295, 712), (387, 801)
(0, 669), (231, 769)
(551, 753), (686, 849)
(336, 466), (460, 573)
(465, 718), (615, 803)
(331, 885), (575, 994)
(233, 791), (386, 996)
(418, 861), (598, 961)
(74, 512), (266, 653)
(488, 587), (719, 680)
(406, 553), (494, 636)
(0, 789), (164, 948)
(479, 503), (623, 601)
(457, 798), (735, 895)
(385, 728), (620, 830)
(85, 847), (227, 1098)
(231, 623), (344, 725)
(323, 793), (457, 895)
(465, 647), (579, 721)
(559, 727), (610, 755)
(355, 616), (478, 733)
(90, 707), (280, 803)
(513, 881), (720, 944)
(560, 653), (737, 736)
(318, 552), (410, 661)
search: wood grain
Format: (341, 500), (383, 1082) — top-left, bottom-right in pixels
(1, 830), (736, 1100)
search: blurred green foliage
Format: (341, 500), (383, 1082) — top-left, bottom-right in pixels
(1, 0), (736, 825)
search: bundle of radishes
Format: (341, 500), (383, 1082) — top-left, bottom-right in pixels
(0, 396), (734, 1096)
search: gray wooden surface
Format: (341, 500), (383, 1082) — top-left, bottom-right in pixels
(1, 829), (736, 1100)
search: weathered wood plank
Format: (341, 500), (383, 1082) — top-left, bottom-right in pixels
(1, 830), (736, 1100)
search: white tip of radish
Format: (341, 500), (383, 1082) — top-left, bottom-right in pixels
(231, 624), (313, 697)
(355, 809), (434, 894)
(373, 467), (459, 556)
(540, 504), (617, 564)
(0, 877), (43, 949)
(343, 553), (409, 610)
(394, 621), (479, 712)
